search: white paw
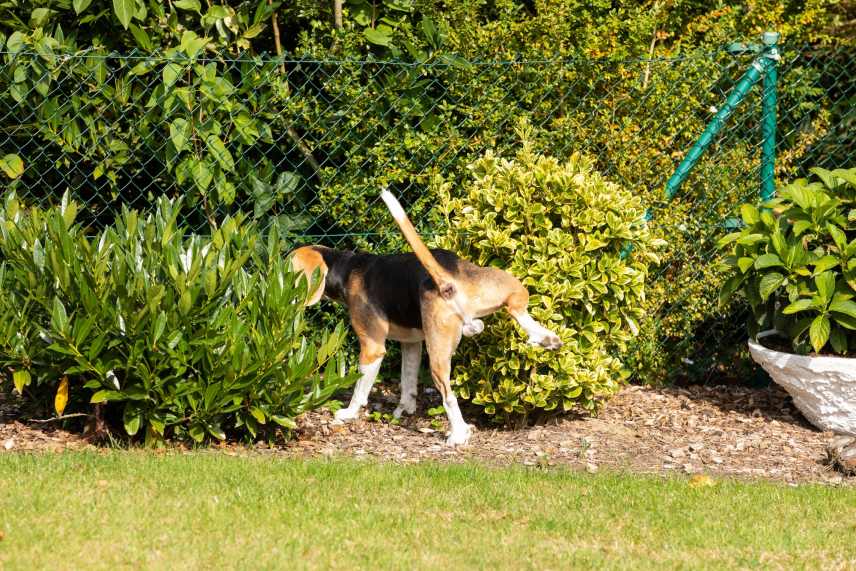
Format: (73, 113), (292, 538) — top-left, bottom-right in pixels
(334, 406), (360, 422)
(393, 402), (416, 419)
(445, 424), (473, 446)
(528, 331), (562, 350)
(462, 319), (484, 337)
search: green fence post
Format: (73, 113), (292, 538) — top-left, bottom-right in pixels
(760, 31), (780, 202)
(664, 59), (769, 200)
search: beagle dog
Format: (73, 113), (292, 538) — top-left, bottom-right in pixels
(290, 190), (562, 445)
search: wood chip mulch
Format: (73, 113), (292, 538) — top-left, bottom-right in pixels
(1, 384), (851, 485)
(280, 384), (851, 485)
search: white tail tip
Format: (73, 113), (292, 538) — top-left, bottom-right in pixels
(380, 189), (406, 220)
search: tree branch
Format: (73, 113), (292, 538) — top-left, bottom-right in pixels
(29, 412), (89, 423)
(334, 0), (343, 30)
(267, 0), (321, 174)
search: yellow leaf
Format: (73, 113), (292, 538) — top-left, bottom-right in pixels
(54, 376), (69, 416)
(688, 474), (715, 488)
(12, 370), (31, 394)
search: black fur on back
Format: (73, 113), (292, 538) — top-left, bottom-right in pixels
(310, 247), (464, 330)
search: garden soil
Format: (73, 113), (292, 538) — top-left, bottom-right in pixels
(1, 384), (851, 485)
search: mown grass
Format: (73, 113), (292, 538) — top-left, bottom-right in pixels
(0, 451), (854, 570)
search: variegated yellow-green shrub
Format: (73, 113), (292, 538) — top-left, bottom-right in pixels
(435, 131), (664, 422)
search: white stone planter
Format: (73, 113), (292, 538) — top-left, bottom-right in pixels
(748, 331), (856, 436)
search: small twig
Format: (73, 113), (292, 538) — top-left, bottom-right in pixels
(29, 412), (89, 424)
(287, 127), (321, 172)
(202, 193), (217, 231)
(642, 0), (663, 90)
(266, 0), (321, 174)
(268, 0), (285, 75)
(642, 33), (658, 89)
(331, 0), (343, 52)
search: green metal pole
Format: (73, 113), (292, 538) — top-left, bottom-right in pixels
(760, 31), (780, 201)
(664, 54), (771, 201)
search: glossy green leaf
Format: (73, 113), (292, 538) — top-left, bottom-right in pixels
(782, 298), (815, 315)
(759, 272), (784, 301)
(809, 315), (831, 354)
(162, 62), (182, 88)
(814, 271), (836, 303)
(830, 300), (856, 320)
(51, 297), (69, 334)
(271, 415), (297, 429)
(829, 326), (848, 354)
(364, 26), (393, 46)
(174, 0), (201, 12)
(828, 223), (847, 252)
(30, 8), (53, 27)
(169, 118), (191, 153)
(205, 135), (234, 172)
(250, 407), (266, 424)
(190, 159), (213, 192)
(754, 253), (783, 270)
(737, 257), (754, 273)
(112, 0), (135, 29)
(179, 30), (207, 57)
(73, 0), (93, 14)
(740, 203), (759, 225)
(128, 23), (152, 50)
(123, 405), (142, 436)
(188, 424), (205, 443)
(0, 154), (24, 179)
(207, 424), (226, 441)
(813, 255), (839, 275)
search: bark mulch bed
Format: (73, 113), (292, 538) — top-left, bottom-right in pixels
(1, 384), (851, 485)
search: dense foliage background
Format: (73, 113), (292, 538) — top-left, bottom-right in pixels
(1, 1), (854, 421)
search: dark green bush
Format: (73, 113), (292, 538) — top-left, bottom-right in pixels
(0, 193), (355, 443)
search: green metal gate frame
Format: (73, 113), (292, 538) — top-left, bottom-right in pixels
(664, 31), (781, 204)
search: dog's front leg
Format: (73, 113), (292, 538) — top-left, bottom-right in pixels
(334, 309), (388, 422)
(334, 357), (382, 421)
(393, 342), (421, 418)
(334, 332), (386, 422)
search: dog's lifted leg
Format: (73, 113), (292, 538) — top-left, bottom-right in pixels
(394, 342), (421, 419)
(334, 337), (386, 422)
(505, 286), (563, 350)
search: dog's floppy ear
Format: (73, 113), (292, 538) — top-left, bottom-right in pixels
(289, 246), (328, 306)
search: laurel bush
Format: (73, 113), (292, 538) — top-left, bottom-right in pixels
(0, 193), (355, 443)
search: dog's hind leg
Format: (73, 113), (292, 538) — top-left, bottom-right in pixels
(422, 292), (471, 446)
(394, 342), (421, 418)
(334, 310), (388, 422)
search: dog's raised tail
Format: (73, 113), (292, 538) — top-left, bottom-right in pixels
(380, 189), (485, 337)
(380, 189), (456, 298)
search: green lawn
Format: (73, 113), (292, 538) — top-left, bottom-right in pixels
(0, 452), (853, 570)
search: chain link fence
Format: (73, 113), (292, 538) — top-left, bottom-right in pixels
(1, 42), (853, 381)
